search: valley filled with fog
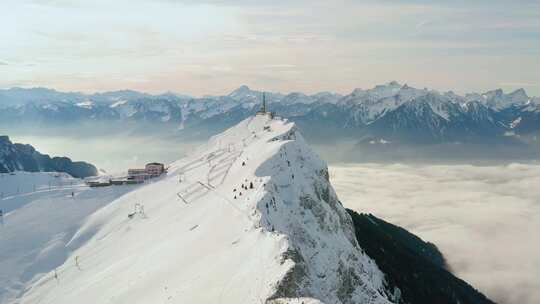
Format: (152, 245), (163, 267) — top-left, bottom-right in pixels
(331, 163), (540, 304)
(7, 132), (201, 174)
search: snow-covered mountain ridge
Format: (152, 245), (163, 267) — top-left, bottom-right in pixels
(17, 115), (394, 304)
(2, 115), (495, 303)
(1, 83), (539, 145)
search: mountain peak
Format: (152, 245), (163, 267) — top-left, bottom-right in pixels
(509, 88), (528, 99)
(20, 115), (394, 304)
(4, 87), (59, 94)
(230, 85), (253, 94)
(484, 88), (504, 98)
(0, 135), (11, 144)
(228, 85), (263, 102)
(351, 88), (365, 96)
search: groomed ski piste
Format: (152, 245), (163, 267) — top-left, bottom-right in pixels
(10, 115), (397, 304)
(0, 172), (138, 304)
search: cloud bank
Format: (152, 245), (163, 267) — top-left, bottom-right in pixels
(330, 163), (540, 304)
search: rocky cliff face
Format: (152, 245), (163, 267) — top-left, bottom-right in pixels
(248, 123), (393, 303)
(0, 136), (97, 178)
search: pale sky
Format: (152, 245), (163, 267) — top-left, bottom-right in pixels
(1, 0), (539, 96)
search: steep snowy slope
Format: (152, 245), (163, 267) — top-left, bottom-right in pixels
(19, 115), (394, 304)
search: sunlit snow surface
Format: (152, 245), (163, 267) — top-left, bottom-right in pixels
(6, 116), (394, 304)
(0, 172), (136, 304)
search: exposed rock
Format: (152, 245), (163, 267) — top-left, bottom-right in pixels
(0, 135), (97, 178)
(347, 210), (495, 304)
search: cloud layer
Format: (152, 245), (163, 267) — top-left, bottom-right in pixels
(330, 163), (540, 304)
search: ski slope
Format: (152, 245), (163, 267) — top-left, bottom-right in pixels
(12, 115), (395, 304)
(0, 172), (138, 304)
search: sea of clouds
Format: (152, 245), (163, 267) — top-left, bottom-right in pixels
(330, 163), (540, 304)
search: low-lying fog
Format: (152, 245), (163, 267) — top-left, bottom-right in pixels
(330, 163), (540, 304)
(8, 134), (201, 174)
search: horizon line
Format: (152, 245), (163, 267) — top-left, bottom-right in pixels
(1, 82), (537, 100)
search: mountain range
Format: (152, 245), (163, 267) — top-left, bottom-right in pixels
(1, 83), (539, 159)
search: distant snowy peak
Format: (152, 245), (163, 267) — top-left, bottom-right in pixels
(370, 81), (403, 98)
(349, 81), (402, 99)
(228, 86), (341, 105)
(228, 85), (285, 104)
(507, 88), (529, 104)
(228, 85), (257, 99)
(280, 92), (311, 104)
(341, 82), (426, 106)
(0, 87), (85, 107)
(90, 90), (152, 104)
(465, 88), (531, 109)
(0, 87), (191, 108)
(342, 83), (532, 111)
(336, 83), (435, 124)
(310, 92), (343, 104)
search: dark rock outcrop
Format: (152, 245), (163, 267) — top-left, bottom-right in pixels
(347, 209), (495, 304)
(0, 135), (97, 178)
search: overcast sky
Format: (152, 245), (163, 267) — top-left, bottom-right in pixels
(1, 0), (539, 96)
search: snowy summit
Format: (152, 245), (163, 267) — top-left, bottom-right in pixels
(19, 115), (395, 304)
